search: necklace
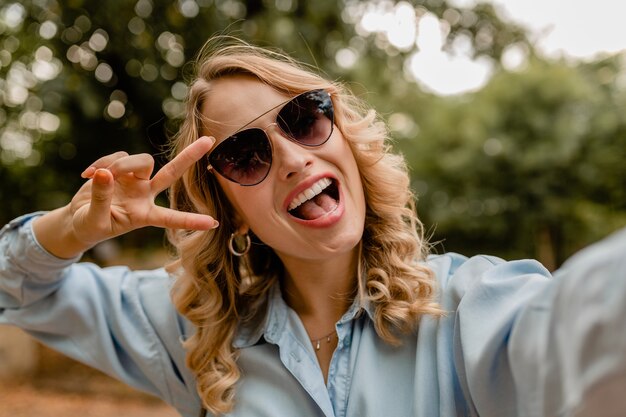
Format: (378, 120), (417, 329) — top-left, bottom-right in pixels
(311, 329), (337, 351)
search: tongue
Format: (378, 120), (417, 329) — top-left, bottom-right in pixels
(294, 193), (338, 220)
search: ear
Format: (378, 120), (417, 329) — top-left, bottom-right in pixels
(230, 211), (250, 235)
(235, 223), (250, 235)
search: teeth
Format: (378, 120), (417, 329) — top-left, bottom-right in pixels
(288, 178), (332, 211)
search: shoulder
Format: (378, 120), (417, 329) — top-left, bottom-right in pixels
(425, 252), (552, 311)
(417, 253), (552, 414)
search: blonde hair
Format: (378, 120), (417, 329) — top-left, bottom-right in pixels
(167, 36), (441, 415)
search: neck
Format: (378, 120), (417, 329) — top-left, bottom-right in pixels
(277, 247), (360, 324)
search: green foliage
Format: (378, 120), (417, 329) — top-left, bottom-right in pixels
(401, 57), (626, 267)
(0, 0), (530, 214)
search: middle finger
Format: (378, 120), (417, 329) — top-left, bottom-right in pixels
(81, 151), (130, 178)
(108, 153), (155, 180)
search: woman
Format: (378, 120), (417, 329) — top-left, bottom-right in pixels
(1, 37), (626, 417)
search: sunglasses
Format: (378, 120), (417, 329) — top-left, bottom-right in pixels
(207, 89), (334, 186)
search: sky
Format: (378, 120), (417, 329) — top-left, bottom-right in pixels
(490, 0), (626, 60)
(353, 0), (626, 95)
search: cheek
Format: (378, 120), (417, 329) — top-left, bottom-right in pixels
(341, 144), (366, 214)
(218, 178), (275, 228)
(216, 178), (250, 226)
(336, 140), (361, 183)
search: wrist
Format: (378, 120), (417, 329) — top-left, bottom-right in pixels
(32, 206), (91, 259)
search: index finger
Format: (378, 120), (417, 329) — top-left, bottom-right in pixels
(150, 136), (215, 194)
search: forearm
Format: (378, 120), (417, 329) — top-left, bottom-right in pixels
(32, 205), (91, 259)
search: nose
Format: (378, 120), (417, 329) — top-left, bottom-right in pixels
(265, 124), (314, 181)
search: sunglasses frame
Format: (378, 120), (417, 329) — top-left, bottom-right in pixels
(207, 89), (334, 186)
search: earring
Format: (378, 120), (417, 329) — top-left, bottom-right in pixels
(228, 232), (251, 257)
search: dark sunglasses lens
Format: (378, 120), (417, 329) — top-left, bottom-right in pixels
(278, 90), (333, 146)
(209, 129), (271, 185)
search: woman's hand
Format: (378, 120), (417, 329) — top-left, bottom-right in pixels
(33, 136), (217, 259)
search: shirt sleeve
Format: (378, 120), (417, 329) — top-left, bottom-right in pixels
(0, 213), (202, 417)
(509, 227), (626, 417)
(439, 227), (626, 417)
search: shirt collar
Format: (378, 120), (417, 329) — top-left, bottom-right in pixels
(232, 283), (375, 349)
(232, 283), (282, 348)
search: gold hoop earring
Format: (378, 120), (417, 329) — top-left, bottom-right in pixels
(228, 232), (251, 257)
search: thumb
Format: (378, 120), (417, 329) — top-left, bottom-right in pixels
(87, 168), (114, 220)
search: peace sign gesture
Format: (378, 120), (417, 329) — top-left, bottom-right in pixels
(33, 136), (218, 259)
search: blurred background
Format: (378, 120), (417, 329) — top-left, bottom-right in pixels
(0, 0), (625, 415)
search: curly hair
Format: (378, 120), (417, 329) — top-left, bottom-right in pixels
(166, 36), (442, 415)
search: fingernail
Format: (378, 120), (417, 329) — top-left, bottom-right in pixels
(94, 169), (111, 184)
(211, 220), (219, 229)
(81, 166), (96, 178)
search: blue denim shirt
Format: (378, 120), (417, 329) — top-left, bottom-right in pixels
(2, 213), (626, 416)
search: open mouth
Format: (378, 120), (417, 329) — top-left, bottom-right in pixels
(287, 178), (340, 221)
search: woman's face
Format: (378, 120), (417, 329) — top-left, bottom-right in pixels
(201, 75), (366, 262)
